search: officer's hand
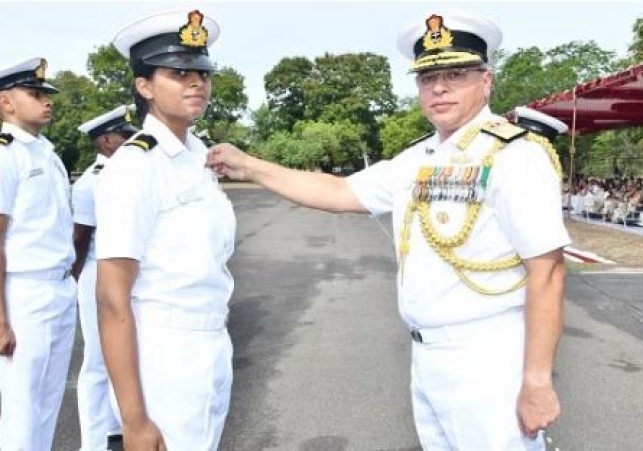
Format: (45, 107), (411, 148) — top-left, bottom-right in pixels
(123, 417), (167, 451)
(0, 322), (16, 356)
(206, 143), (251, 181)
(517, 382), (561, 439)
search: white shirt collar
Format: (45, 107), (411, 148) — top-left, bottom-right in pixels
(1, 121), (53, 148)
(142, 114), (188, 158)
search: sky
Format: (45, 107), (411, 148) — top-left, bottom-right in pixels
(1, 0), (642, 110)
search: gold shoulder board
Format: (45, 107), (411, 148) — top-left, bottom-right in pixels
(481, 121), (527, 143)
(0, 133), (15, 146)
(125, 133), (157, 152)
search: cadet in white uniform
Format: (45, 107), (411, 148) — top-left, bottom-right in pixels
(95, 10), (236, 450)
(208, 11), (570, 451)
(73, 105), (138, 451)
(0, 58), (77, 451)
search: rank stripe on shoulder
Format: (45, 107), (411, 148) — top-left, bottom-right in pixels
(0, 132), (15, 146)
(480, 121), (526, 143)
(125, 133), (157, 152)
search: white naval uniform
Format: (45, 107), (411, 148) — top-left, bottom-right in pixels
(347, 106), (570, 450)
(95, 114), (236, 450)
(72, 154), (121, 450)
(0, 122), (77, 451)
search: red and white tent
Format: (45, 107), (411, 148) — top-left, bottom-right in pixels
(527, 63), (643, 135)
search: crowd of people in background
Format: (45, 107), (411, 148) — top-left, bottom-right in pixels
(564, 175), (643, 224)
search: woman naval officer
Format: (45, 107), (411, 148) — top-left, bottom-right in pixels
(94, 10), (236, 450)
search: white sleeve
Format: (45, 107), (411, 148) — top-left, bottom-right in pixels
(0, 150), (18, 216)
(346, 160), (396, 217)
(493, 141), (571, 259)
(95, 149), (159, 260)
(72, 173), (96, 227)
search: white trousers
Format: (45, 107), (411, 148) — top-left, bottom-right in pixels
(77, 259), (121, 451)
(112, 319), (233, 450)
(410, 308), (546, 451)
(0, 275), (77, 451)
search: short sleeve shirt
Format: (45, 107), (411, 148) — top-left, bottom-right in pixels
(0, 122), (75, 272)
(95, 115), (236, 317)
(72, 154), (108, 261)
(347, 107), (570, 328)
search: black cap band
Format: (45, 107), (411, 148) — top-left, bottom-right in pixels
(413, 30), (488, 62)
(516, 118), (560, 142)
(0, 70), (45, 89)
(130, 32), (211, 75)
(88, 118), (137, 141)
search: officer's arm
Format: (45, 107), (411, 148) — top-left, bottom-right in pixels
(518, 248), (566, 436)
(97, 257), (148, 427)
(71, 224), (94, 280)
(522, 250), (565, 384)
(209, 143), (367, 214)
(0, 214), (16, 356)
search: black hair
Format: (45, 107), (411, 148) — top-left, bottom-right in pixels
(131, 64), (156, 123)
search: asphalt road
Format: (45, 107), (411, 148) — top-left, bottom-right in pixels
(48, 188), (643, 450)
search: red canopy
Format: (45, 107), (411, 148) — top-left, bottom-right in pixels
(527, 63), (643, 135)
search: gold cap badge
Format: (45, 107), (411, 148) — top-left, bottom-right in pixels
(422, 15), (453, 51)
(179, 10), (208, 47)
(34, 58), (48, 80)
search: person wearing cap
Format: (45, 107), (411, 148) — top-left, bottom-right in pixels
(513, 106), (569, 143)
(73, 104), (138, 451)
(0, 58), (77, 450)
(94, 9), (235, 450)
(208, 10), (569, 450)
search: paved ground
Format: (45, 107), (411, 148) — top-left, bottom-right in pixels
(43, 188), (643, 450)
(53, 188), (420, 450)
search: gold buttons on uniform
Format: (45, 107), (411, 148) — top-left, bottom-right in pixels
(436, 211), (450, 224)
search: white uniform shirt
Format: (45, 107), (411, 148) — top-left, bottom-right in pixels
(72, 154), (108, 262)
(95, 115), (236, 318)
(0, 122), (74, 272)
(348, 106), (570, 328)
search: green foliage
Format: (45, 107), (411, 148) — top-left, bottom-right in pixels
(206, 67), (248, 122)
(492, 42), (617, 114)
(264, 57), (314, 132)
(626, 18), (643, 65)
(86, 44), (133, 110)
(581, 129), (643, 177)
(46, 71), (99, 172)
(253, 120), (366, 170)
(380, 101), (431, 159)
(263, 52), (397, 160)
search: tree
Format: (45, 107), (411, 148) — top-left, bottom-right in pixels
(295, 120), (366, 171)
(46, 71), (100, 172)
(583, 129), (643, 177)
(492, 42), (617, 115)
(626, 18), (643, 64)
(264, 57), (314, 132)
(380, 101), (431, 159)
(263, 53), (397, 156)
(86, 44), (133, 110)
(205, 67), (248, 122)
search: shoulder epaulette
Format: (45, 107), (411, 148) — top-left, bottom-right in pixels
(0, 132), (14, 146)
(125, 133), (157, 152)
(481, 121), (527, 143)
(407, 131), (435, 147)
(92, 163), (105, 175)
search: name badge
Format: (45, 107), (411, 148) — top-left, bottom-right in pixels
(177, 184), (206, 205)
(28, 167), (44, 178)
